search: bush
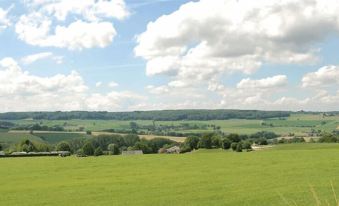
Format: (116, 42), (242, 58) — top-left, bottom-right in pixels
(211, 135), (222, 148)
(227, 134), (241, 143)
(107, 143), (119, 155)
(56, 141), (71, 152)
(231, 142), (238, 151)
(94, 147), (103, 156)
(184, 136), (200, 150)
(133, 141), (152, 154)
(236, 143), (243, 152)
(198, 134), (213, 149)
(180, 144), (192, 153)
(82, 142), (95, 156)
(221, 138), (231, 150)
(86, 130), (92, 135)
(242, 141), (252, 152)
(76, 149), (86, 157)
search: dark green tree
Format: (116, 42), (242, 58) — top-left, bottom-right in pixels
(184, 136), (200, 150)
(82, 142), (95, 156)
(221, 138), (231, 150)
(107, 144), (119, 155)
(94, 147), (103, 156)
(56, 141), (71, 152)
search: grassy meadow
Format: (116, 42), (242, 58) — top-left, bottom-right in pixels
(1, 144), (339, 206)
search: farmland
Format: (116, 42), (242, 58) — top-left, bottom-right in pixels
(0, 113), (338, 145)
(1, 144), (339, 205)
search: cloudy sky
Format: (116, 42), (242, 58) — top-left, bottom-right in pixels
(0, 0), (338, 112)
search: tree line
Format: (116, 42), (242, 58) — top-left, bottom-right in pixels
(0, 110), (291, 121)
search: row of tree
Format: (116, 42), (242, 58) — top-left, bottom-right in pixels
(0, 110), (291, 121)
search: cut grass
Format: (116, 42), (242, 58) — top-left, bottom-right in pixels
(1, 144), (339, 205)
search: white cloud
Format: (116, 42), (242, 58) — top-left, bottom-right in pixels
(21, 52), (63, 65)
(16, 0), (128, 50)
(0, 6), (12, 31)
(95, 82), (103, 87)
(302, 65), (339, 88)
(0, 58), (143, 111)
(26, 0), (129, 21)
(108, 81), (119, 88)
(135, 0), (339, 84)
(237, 75), (288, 89)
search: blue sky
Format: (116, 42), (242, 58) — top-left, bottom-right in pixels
(0, 0), (338, 112)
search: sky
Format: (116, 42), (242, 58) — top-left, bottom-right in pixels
(0, 0), (338, 112)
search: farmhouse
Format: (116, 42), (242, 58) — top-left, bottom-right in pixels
(0, 151), (5, 156)
(122, 150), (143, 155)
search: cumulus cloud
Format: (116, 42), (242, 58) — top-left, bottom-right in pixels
(135, 0), (339, 83)
(0, 58), (143, 111)
(237, 75), (288, 89)
(21, 52), (63, 65)
(302, 65), (339, 88)
(16, 0), (128, 50)
(0, 6), (12, 31)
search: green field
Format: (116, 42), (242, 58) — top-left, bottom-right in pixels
(1, 144), (339, 205)
(4, 114), (338, 136)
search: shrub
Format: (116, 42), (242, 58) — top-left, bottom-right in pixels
(242, 141), (252, 152)
(56, 141), (71, 152)
(107, 144), (119, 155)
(227, 134), (241, 143)
(86, 130), (92, 135)
(221, 138), (231, 150)
(211, 135), (222, 148)
(94, 147), (103, 156)
(180, 144), (192, 153)
(82, 142), (95, 156)
(184, 136), (200, 150)
(231, 142), (238, 151)
(198, 134), (213, 149)
(236, 143), (243, 152)
(133, 141), (152, 154)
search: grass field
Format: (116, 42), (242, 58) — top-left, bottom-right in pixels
(1, 144), (339, 206)
(4, 113), (338, 136)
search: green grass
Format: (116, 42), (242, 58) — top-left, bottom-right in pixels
(3, 113), (339, 137)
(0, 132), (43, 144)
(34, 133), (90, 144)
(1, 144), (339, 205)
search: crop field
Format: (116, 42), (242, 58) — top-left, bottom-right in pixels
(1, 143), (339, 206)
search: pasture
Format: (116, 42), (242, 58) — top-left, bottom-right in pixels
(1, 144), (339, 206)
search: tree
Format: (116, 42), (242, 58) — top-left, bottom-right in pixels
(19, 139), (36, 152)
(179, 144), (192, 153)
(198, 134), (213, 149)
(0, 144), (2, 151)
(56, 141), (71, 152)
(94, 147), (103, 156)
(211, 135), (222, 148)
(184, 136), (200, 150)
(231, 142), (238, 151)
(124, 134), (140, 147)
(221, 138), (231, 150)
(227, 134), (241, 143)
(242, 141), (252, 152)
(236, 143), (243, 152)
(82, 142), (95, 156)
(108, 144), (119, 155)
(133, 141), (152, 154)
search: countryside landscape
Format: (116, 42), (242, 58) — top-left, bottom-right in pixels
(1, 0), (339, 205)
